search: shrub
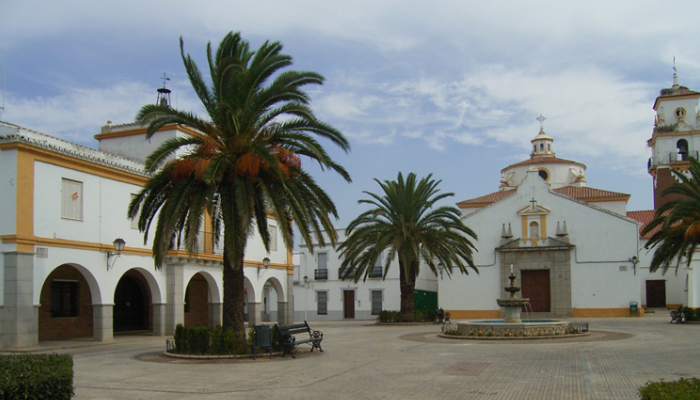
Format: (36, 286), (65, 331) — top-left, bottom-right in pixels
(0, 354), (74, 400)
(684, 308), (698, 322)
(638, 377), (700, 399)
(171, 324), (250, 355)
(376, 310), (437, 323)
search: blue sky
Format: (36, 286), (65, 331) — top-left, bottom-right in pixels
(3, 1), (700, 227)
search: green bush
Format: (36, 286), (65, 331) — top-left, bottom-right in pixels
(376, 310), (437, 323)
(684, 308), (698, 322)
(171, 324), (250, 355)
(639, 377), (700, 399)
(0, 354), (74, 400)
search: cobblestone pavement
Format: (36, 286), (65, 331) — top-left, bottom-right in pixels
(18, 314), (700, 399)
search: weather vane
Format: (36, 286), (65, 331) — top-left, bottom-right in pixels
(537, 114), (546, 130)
(160, 72), (170, 89)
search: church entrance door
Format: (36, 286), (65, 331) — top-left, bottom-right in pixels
(646, 280), (666, 308)
(521, 270), (551, 312)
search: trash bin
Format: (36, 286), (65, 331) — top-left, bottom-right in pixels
(630, 302), (639, 317)
(253, 324), (272, 359)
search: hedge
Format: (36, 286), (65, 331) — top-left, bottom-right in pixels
(171, 324), (282, 355)
(638, 377), (700, 399)
(0, 354), (74, 400)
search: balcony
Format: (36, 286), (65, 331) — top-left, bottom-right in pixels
(648, 151), (699, 169)
(369, 266), (383, 278)
(315, 269), (328, 280)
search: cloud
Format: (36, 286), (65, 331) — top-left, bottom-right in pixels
(4, 81), (201, 146)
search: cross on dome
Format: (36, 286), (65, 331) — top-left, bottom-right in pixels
(537, 114), (546, 130)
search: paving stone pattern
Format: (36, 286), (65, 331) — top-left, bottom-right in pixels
(12, 315), (700, 399)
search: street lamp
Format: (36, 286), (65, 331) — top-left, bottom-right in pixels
(258, 257), (270, 277)
(107, 238), (126, 270)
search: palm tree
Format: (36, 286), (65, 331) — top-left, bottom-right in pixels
(643, 157), (700, 273)
(129, 32), (351, 336)
(338, 172), (478, 314)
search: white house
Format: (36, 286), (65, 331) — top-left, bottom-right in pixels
(293, 229), (438, 320)
(0, 119), (294, 350)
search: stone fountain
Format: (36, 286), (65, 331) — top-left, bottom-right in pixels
(496, 268), (529, 323)
(450, 265), (585, 339)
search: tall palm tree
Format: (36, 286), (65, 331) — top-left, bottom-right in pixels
(129, 32), (351, 335)
(338, 172), (477, 314)
(643, 157), (700, 273)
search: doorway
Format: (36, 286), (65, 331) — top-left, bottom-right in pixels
(521, 269), (551, 312)
(114, 275), (147, 332)
(646, 280), (667, 308)
(343, 290), (355, 319)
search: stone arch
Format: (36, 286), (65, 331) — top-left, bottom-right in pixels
(261, 276), (286, 323)
(677, 138), (689, 160)
(38, 263), (99, 340)
(184, 271), (221, 328)
(113, 268), (159, 333)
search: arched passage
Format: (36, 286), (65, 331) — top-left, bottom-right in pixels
(38, 264), (97, 340)
(184, 273), (211, 327)
(113, 269), (153, 333)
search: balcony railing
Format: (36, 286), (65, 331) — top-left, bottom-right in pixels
(649, 151), (699, 169)
(369, 266), (383, 278)
(315, 269), (328, 280)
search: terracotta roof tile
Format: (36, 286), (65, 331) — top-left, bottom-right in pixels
(457, 189), (516, 207)
(552, 186), (630, 200)
(626, 210), (657, 239)
(457, 186), (630, 208)
(658, 86), (700, 98)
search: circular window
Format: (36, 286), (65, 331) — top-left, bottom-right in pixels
(538, 170), (549, 180)
(675, 107), (686, 119)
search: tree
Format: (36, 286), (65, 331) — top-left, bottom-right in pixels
(338, 172), (477, 314)
(129, 32), (350, 336)
(643, 157), (700, 273)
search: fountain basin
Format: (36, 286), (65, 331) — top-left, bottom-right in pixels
(455, 319), (575, 338)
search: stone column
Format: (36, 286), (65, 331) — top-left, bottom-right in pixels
(286, 272), (295, 324)
(277, 301), (287, 324)
(165, 262), (184, 335)
(92, 303), (114, 342)
(247, 302), (261, 326)
(152, 303), (167, 335)
(1, 251), (38, 349)
(209, 302), (222, 327)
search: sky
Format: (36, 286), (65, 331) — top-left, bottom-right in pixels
(3, 1), (700, 228)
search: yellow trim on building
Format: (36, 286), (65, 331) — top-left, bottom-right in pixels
(572, 308), (644, 318)
(93, 123), (203, 141)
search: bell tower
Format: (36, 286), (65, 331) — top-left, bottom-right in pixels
(647, 62), (700, 209)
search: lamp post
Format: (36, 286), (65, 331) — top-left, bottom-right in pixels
(107, 238), (126, 270)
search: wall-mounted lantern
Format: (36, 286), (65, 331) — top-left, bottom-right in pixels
(107, 238), (126, 270)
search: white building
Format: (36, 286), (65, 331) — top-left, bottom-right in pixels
(0, 120), (294, 350)
(293, 229), (438, 320)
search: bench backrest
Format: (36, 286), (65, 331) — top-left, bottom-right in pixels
(276, 322), (311, 336)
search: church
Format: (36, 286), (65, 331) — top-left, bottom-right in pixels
(441, 73), (700, 319)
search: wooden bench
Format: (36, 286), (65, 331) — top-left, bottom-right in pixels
(274, 321), (323, 358)
(670, 306), (686, 324)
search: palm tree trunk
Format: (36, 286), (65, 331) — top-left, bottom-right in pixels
(399, 260), (417, 314)
(222, 252), (246, 335)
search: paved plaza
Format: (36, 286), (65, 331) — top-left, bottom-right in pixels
(10, 313), (700, 399)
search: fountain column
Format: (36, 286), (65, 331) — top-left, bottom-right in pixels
(496, 266), (529, 323)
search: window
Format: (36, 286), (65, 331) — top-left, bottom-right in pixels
(61, 179), (83, 221)
(316, 291), (328, 315)
(269, 225), (278, 251)
(539, 143), (544, 152)
(370, 257), (383, 278)
(130, 194), (139, 229)
(316, 253), (328, 280)
(677, 139), (689, 161)
(51, 280), (79, 318)
(371, 290), (383, 315)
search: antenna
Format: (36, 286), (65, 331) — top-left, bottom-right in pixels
(0, 62), (5, 121)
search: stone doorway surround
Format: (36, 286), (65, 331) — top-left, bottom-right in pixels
(497, 237), (574, 318)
